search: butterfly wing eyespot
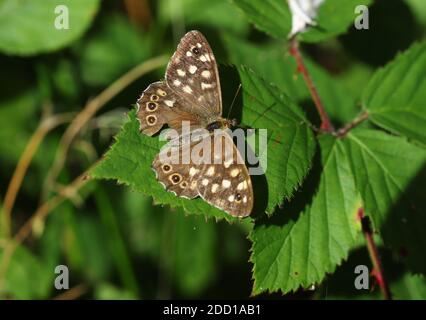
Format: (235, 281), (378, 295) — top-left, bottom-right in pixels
(169, 173), (182, 184)
(146, 102), (158, 111)
(162, 164), (172, 173)
(192, 47), (200, 55)
(146, 115), (157, 125)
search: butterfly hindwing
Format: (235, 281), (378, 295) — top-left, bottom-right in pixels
(165, 30), (222, 118)
(152, 131), (253, 217)
(151, 135), (207, 199)
(152, 160), (201, 199)
(196, 132), (253, 217)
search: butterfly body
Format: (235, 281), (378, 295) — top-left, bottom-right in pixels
(137, 31), (253, 217)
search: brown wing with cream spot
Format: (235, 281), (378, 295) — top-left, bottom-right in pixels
(165, 30), (222, 117)
(153, 130), (253, 217)
(196, 131), (253, 217)
(136, 81), (201, 136)
(151, 135), (208, 199)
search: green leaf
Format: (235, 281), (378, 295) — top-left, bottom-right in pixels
(172, 211), (217, 296)
(0, 246), (53, 299)
(50, 59), (80, 99)
(250, 135), (360, 294)
(300, 0), (372, 43)
(58, 203), (113, 282)
(78, 14), (152, 87)
(232, 0), (372, 42)
(159, 0), (249, 35)
(225, 36), (359, 124)
(238, 67), (316, 213)
(392, 273), (426, 299)
(94, 187), (139, 297)
(0, 89), (38, 164)
(405, 0), (426, 26)
(362, 42), (426, 146)
(90, 110), (232, 221)
(0, 0), (100, 56)
(345, 129), (426, 273)
(121, 190), (218, 296)
(92, 67), (315, 218)
(319, 244), (426, 300)
(94, 283), (137, 300)
(232, 0), (291, 39)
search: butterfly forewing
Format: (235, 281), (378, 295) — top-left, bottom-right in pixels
(165, 30), (222, 119)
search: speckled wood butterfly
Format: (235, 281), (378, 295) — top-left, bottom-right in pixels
(136, 30), (253, 217)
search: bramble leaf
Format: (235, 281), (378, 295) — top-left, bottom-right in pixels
(225, 36), (360, 124)
(92, 67), (315, 218)
(345, 129), (426, 273)
(238, 66), (316, 214)
(362, 42), (426, 147)
(90, 110), (232, 221)
(78, 14), (153, 87)
(159, 0), (249, 35)
(250, 135), (361, 294)
(232, 0), (372, 42)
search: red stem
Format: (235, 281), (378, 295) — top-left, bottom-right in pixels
(289, 39), (389, 298)
(336, 111), (369, 137)
(358, 208), (392, 300)
(289, 38), (334, 132)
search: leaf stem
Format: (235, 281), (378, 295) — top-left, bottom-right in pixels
(336, 111), (369, 137)
(358, 208), (392, 300)
(52, 283), (88, 300)
(289, 37), (334, 132)
(2, 113), (75, 238)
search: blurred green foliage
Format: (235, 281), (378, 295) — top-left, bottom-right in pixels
(0, 0), (425, 300)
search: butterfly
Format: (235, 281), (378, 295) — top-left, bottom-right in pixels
(136, 30), (253, 217)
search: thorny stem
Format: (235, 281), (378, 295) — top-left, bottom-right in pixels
(124, 0), (152, 29)
(0, 168), (91, 293)
(358, 208), (392, 300)
(15, 169), (91, 245)
(336, 110), (369, 137)
(2, 113), (75, 238)
(53, 283), (88, 300)
(289, 37), (334, 132)
(288, 38), (390, 299)
(0, 55), (168, 298)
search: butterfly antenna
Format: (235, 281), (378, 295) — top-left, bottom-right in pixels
(226, 83), (242, 120)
